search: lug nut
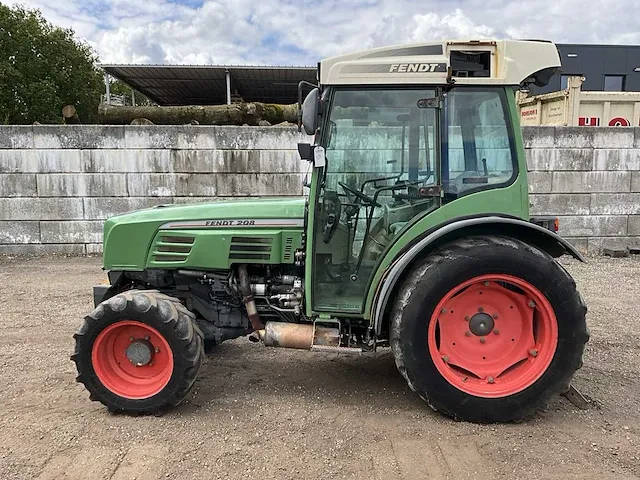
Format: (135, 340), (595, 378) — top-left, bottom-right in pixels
(442, 355), (449, 363)
(464, 316), (470, 321)
(480, 338), (486, 344)
(494, 329), (500, 335)
(487, 376), (495, 384)
(529, 349), (538, 357)
(492, 313), (498, 319)
(149, 361), (154, 366)
(465, 331), (471, 337)
(155, 347), (160, 353)
(484, 281), (490, 286)
(441, 308), (447, 314)
(528, 300), (536, 308)
(129, 336), (135, 342)
(144, 335), (150, 341)
(478, 307), (484, 313)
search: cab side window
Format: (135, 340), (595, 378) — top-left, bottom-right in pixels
(445, 89), (515, 197)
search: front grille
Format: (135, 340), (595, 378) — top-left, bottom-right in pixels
(230, 236), (273, 244)
(157, 245), (192, 253)
(161, 236), (195, 244)
(229, 236), (273, 262)
(228, 253), (272, 260)
(153, 255), (188, 262)
(153, 235), (194, 263)
(283, 237), (294, 262)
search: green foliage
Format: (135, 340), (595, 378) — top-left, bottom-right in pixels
(0, 4), (103, 124)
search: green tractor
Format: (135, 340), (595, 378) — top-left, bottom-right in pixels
(73, 39), (589, 423)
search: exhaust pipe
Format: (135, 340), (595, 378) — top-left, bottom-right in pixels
(238, 264), (264, 332)
(256, 322), (339, 350)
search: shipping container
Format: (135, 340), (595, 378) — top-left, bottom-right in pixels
(517, 76), (640, 126)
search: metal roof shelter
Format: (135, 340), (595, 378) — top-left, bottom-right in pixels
(100, 64), (317, 106)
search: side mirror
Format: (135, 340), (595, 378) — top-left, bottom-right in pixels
(301, 88), (319, 135)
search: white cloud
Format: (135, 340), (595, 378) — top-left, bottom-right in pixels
(3, 0), (639, 66)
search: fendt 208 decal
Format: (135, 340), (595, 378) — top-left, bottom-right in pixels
(160, 218), (305, 229)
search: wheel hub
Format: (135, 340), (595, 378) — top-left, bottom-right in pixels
(469, 312), (494, 336)
(125, 339), (154, 366)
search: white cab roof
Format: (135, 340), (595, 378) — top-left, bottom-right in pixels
(319, 39), (560, 86)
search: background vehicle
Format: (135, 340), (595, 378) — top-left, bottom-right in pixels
(72, 39), (589, 423)
(518, 75), (640, 126)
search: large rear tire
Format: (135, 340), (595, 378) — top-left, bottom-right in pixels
(72, 290), (204, 414)
(390, 235), (588, 423)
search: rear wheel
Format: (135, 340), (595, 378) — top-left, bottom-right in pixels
(72, 290), (204, 414)
(390, 235), (588, 423)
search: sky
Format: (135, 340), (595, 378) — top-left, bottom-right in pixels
(4, 0), (640, 66)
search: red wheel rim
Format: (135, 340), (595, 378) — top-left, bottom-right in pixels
(91, 320), (174, 399)
(428, 274), (558, 398)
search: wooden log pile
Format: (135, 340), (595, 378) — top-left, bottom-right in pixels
(97, 102), (299, 126)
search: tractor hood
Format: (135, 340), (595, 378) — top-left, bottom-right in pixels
(102, 197), (306, 270)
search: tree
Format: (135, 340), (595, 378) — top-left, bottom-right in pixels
(0, 5), (103, 124)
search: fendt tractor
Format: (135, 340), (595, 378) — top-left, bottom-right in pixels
(72, 39), (589, 423)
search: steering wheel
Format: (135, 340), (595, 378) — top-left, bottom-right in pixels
(338, 181), (381, 207)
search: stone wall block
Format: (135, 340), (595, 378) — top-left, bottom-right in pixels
(557, 215), (627, 237)
(0, 126), (34, 148)
(0, 221), (40, 243)
(529, 194), (590, 215)
(33, 125), (125, 149)
(37, 174), (128, 197)
(552, 171), (631, 193)
(0, 198), (84, 220)
(40, 221), (104, 243)
(0, 174), (37, 196)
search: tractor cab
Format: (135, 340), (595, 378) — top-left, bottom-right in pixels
(298, 40), (560, 314)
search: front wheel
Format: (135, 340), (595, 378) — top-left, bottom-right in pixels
(390, 235), (588, 423)
(72, 290), (204, 414)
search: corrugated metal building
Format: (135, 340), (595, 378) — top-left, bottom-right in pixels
(100, 64), (317, 106)
(531, 44), (640, 94)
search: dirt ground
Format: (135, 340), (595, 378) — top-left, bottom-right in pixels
(0, 255), (639, 480)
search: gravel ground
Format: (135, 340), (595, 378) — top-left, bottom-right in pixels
(0, 254), (639, 480)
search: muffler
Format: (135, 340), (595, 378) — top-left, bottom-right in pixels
(255, 322), (339, 350)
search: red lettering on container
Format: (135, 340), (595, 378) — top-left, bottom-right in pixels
(578, 117), (600, 126)
(608, 117), (631, 127)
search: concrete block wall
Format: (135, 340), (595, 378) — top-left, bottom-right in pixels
(0, 125), (638, 254)
(0, 125), (309, 254)
(524, 127), (640, 252)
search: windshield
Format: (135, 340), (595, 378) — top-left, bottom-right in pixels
(325, 88), (439, 191)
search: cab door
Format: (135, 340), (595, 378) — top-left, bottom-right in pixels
(307, 87), (441, 314)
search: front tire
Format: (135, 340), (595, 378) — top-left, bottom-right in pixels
(72, 290), (204, 414)
(390, 235), (588, 423)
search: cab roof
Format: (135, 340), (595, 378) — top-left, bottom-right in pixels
(319, 39), (560, 87)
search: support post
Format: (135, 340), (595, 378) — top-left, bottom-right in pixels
(131, 88), (136, 107)
(104, 73), (111, 105)
(225, 69), (231, 105)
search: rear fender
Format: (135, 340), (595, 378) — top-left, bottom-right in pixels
(372, 216), (585, 335)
